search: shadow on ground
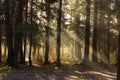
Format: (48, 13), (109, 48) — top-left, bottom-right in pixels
(0, 62), (117, 80)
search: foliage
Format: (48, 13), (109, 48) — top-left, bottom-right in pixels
(0, 65), (12, 78)
(77, 77), (83, 80)
(112, 3), (120, 16)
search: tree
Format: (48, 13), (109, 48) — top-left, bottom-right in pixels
(56, 0), (62, 66)
(29, 0), (34, 66)
(117, 30), (120, 80)
(5, 0), (14, 66)
(115, 0), (120, 79)
(106, 0), (112, 64)
(23, 0), (28, 64)
(0, 20), (2, 62)
(14, 0), (25, 67)
(0, 0), (4, 63)
(43, 2), (51, 65)
(83, 0), (91, 63)
(92, 0), (98, 62)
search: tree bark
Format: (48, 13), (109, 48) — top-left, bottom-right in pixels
(19, 33), (24, 64)
(29, 0), (34, 66)
(5, 0), (15, 66)
(83, 0), (91, 63)
(23, 35), (27, 63)
(56, 0), (62, 66)
(44, 26), (50, 65)
(116, 0), (120, 79)
(92, 0), (98, 63)
(0, 20), (2, 62)
(14, 0), (25, 67)
(29, 33), (32, 66)
(23, 0), (28, 64)
(44, 2), (51, 65)
(117, 30), (120, 80)
(106, 0), (112, 64)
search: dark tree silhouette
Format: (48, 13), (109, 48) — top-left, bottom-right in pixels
(14, 0), (25, 67)
(0, 20), (2, 62)
(92, 0), (98, 63)
(116, 0), (120, 79)
(44, 2), (51, 65)
(23, 0), (28, 64)
(83, 0), (91, 63)
(5, 0), (14, 66)
(56, 0), (62, 66)
(29, 0), (34, 66)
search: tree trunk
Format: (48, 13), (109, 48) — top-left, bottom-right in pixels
(19, 33), (24, 64)
(23, 0), (28, 64)
(23, 35), (27, 63)
(5, 0), (15, 66)
(56, 0), (62, 66)
(0, 20), (2, 62)
(44, 2), (51, 65)
(44, 26), (50, 65)
(3, 43), (7, 61)
(29, 0), (34, 66)
(106, 17), (111, 64)
(14, 0), (25, 67)
(106, 0), (112, 64)
(83, 0), (91, 63)
(92, 0), (98, 63)
(117, 31), (120, 80)
(116, 0), (120, 79)
(29, 33), (32, 66)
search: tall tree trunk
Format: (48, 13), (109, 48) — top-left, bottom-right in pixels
(83, 0), (91, 63)
(44, 2), (51, 65)
(3, 43), (7, 61)
(106, 1), (112, 64)
(0, 20), (2, 62)
(14, 0), (25, 67)
(117, 30), (120, 80)
(19, 34), (24, 64)
(99, 0), (105, 63)
(23, 35), (27, 63)
(56, 0), (62, 66)
(92, 0), (98, 63)
(106, 17), (111, 64)
(23, 0), (28, 64)
(29, 33), (32, 66)
(5, 0), (15, 66)
(44, 27), (50, 64)
(116, 0), (120, 79)
(29, 0), (34, 66)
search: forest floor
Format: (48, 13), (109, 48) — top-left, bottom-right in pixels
(0, 62), (117, 80)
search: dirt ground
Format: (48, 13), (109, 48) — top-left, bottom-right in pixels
(0, 63), (117, 80)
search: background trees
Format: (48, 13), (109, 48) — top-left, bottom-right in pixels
(0, 0), (118, 71)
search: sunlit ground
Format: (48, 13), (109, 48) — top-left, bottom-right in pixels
(0, 56), (117, 80)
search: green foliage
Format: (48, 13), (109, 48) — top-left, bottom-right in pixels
(0, 65), (12, 78)
(77, 77), (82, 80)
